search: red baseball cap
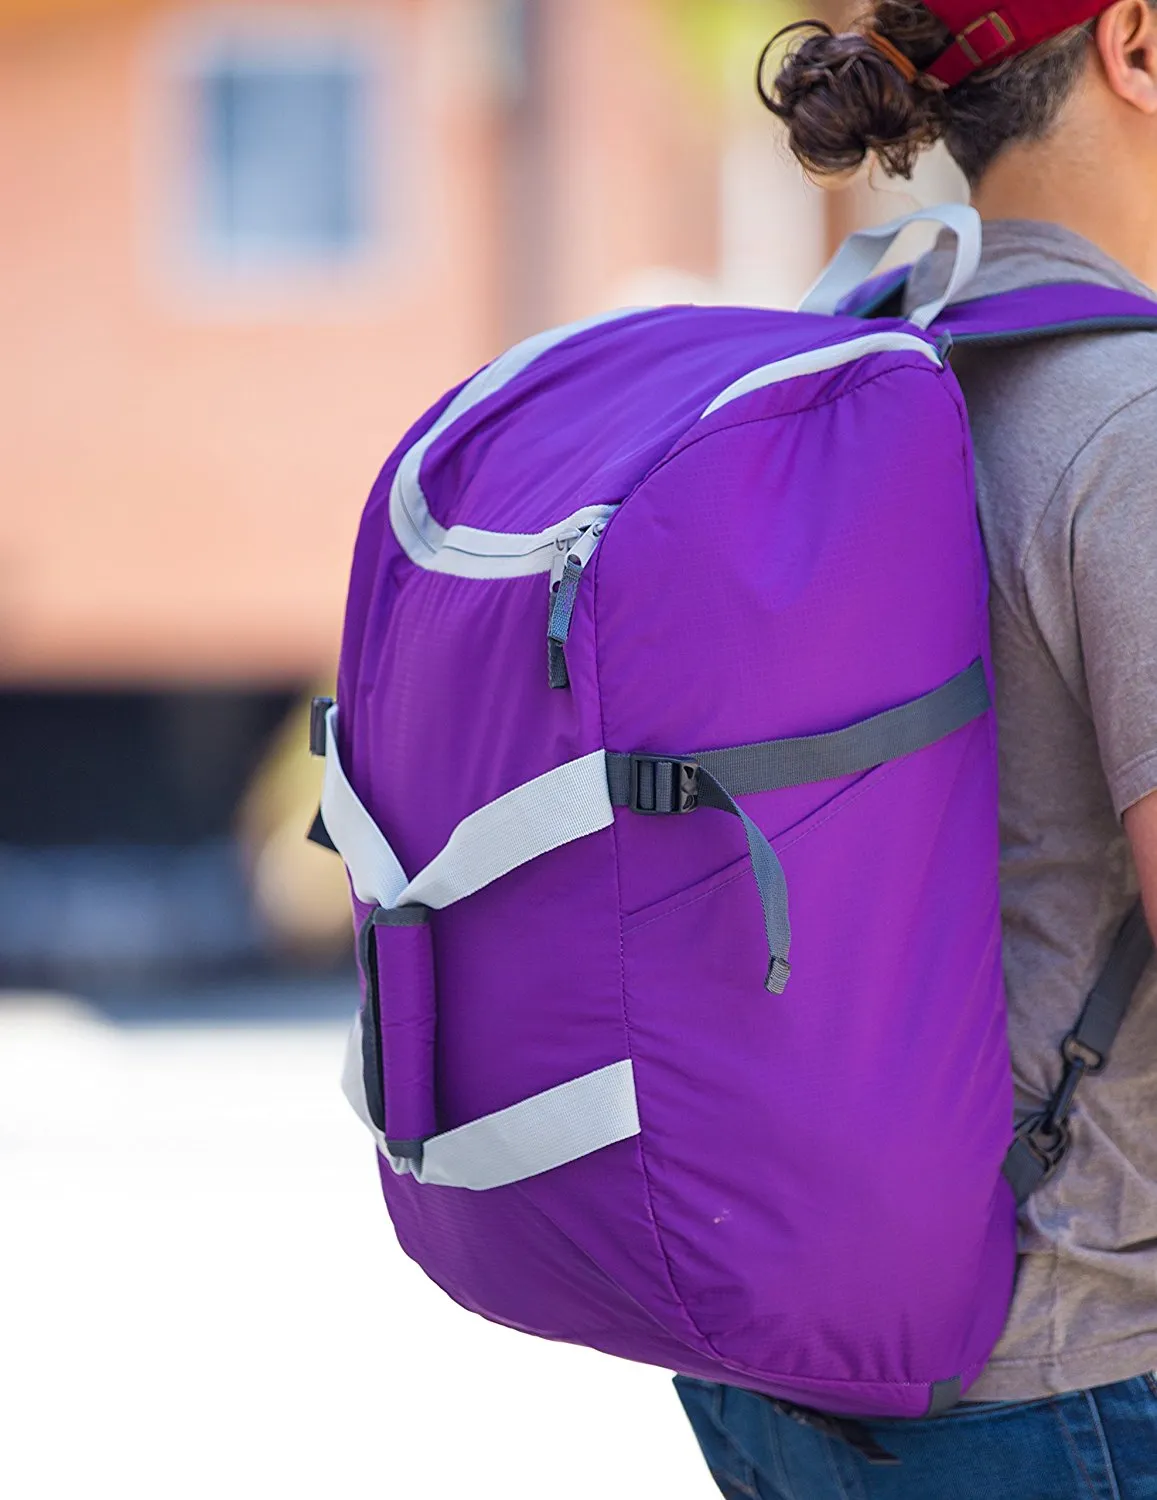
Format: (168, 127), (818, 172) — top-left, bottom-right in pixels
(924, 1), (1107, 86)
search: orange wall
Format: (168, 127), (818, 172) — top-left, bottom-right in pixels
(0, 0), (722, 685)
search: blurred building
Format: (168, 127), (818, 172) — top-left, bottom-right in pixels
(2, 0), (827, 988)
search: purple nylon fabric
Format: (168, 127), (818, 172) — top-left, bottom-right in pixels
(935, 282), (1157, 339)
(337, 305), (1017, 1419)
(375, 917), (438, 1146)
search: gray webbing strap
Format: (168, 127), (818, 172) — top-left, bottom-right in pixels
(1004, 900), (1153, 1204)
(1067, 900), (1153, 1058)
(606, 660), (986, 803)
(694, 660), (989, 796)
(697, 768), (792, 994)
(607, 662), (990, 994)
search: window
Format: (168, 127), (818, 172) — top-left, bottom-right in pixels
(192, 39), (373, 268)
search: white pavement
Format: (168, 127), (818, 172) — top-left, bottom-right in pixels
(0, 996), (717, 1500)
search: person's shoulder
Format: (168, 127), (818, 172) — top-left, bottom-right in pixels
(957, 318), (1157, 458)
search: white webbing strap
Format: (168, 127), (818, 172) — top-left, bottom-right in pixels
(403, 748), (614, 909)
(799, 203), (982, 330)
(321, 706), (408, 908)
(320, 706), (614, 909)
(325, 707), (634, 1188)
(343, 1019), (638, 1191)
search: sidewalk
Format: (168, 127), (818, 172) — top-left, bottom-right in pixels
(0, 994), (715, 1500)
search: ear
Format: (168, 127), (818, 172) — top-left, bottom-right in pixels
(1096, 0), (1157, 114)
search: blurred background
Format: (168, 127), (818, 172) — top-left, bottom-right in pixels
(0, 2), (965, 1496)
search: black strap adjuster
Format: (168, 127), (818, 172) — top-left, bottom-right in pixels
(628, 755), (699, 815)
(310, 697), (335, 757)
(1011, 1110), (1072, 1185)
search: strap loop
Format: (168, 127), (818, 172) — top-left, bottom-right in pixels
(799, 203), (982, 330)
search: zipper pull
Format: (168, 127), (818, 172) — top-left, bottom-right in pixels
(549, 530), (581, 593)
(547, 521), (607, 690)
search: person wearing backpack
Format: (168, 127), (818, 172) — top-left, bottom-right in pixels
(312, 1), (1157, 1494)
(669, 2), (1157, 1495)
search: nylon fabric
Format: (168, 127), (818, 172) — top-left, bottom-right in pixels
(390, 306), (641, 577)
(334, 276), (1015, 1417)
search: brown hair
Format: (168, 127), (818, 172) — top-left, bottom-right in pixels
(759, 3), (1097, 186)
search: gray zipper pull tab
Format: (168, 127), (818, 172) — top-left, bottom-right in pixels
(547, 521), (607, 690)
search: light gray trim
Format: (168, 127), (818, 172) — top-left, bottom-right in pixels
(390, 307), (642, 579)
(702, 332), (940, 419)
(320, 705), (408, 909)
(321, 707), (614, 910)
(799, 203), (982, 329)
(402, 749), (613, 908)
(341, 1020), (639, 1191)
(342, 1007), (378, 1139)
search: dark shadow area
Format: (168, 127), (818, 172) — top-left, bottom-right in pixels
(0, 685), (351, 1012)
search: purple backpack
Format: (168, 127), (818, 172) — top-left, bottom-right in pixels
(312, 206), (1156, 1432)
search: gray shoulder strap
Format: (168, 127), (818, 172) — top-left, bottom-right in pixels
(1003, 900), (1153, 1204)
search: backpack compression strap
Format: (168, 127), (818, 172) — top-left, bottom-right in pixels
(605, 658), (991, 995)
(313, 660), (989, 1002)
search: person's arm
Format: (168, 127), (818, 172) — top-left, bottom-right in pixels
(1124, 791), (1157, 937)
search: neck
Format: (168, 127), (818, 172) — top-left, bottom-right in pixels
(972, 106), (1157, 289)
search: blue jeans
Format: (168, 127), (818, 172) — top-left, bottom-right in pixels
(674, 1372), (1157, 1499)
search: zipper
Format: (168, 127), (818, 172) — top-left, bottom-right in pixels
(547, 519), (608, 690)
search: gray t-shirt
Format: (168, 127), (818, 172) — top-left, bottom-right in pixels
(907, 221), (1157, 1400)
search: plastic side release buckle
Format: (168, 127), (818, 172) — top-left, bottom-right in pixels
(1012, 1110), (1072, 1186)
(628, 756), (699, 815)
(310, 697), (335, 757)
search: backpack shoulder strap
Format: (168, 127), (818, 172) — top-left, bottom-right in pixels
(933, 282), (1157, 345)
(844, 275), (1157, 342)
(1004, 900), (1154, 1204)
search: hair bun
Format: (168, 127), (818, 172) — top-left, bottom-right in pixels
(758, 20), (946, 179)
